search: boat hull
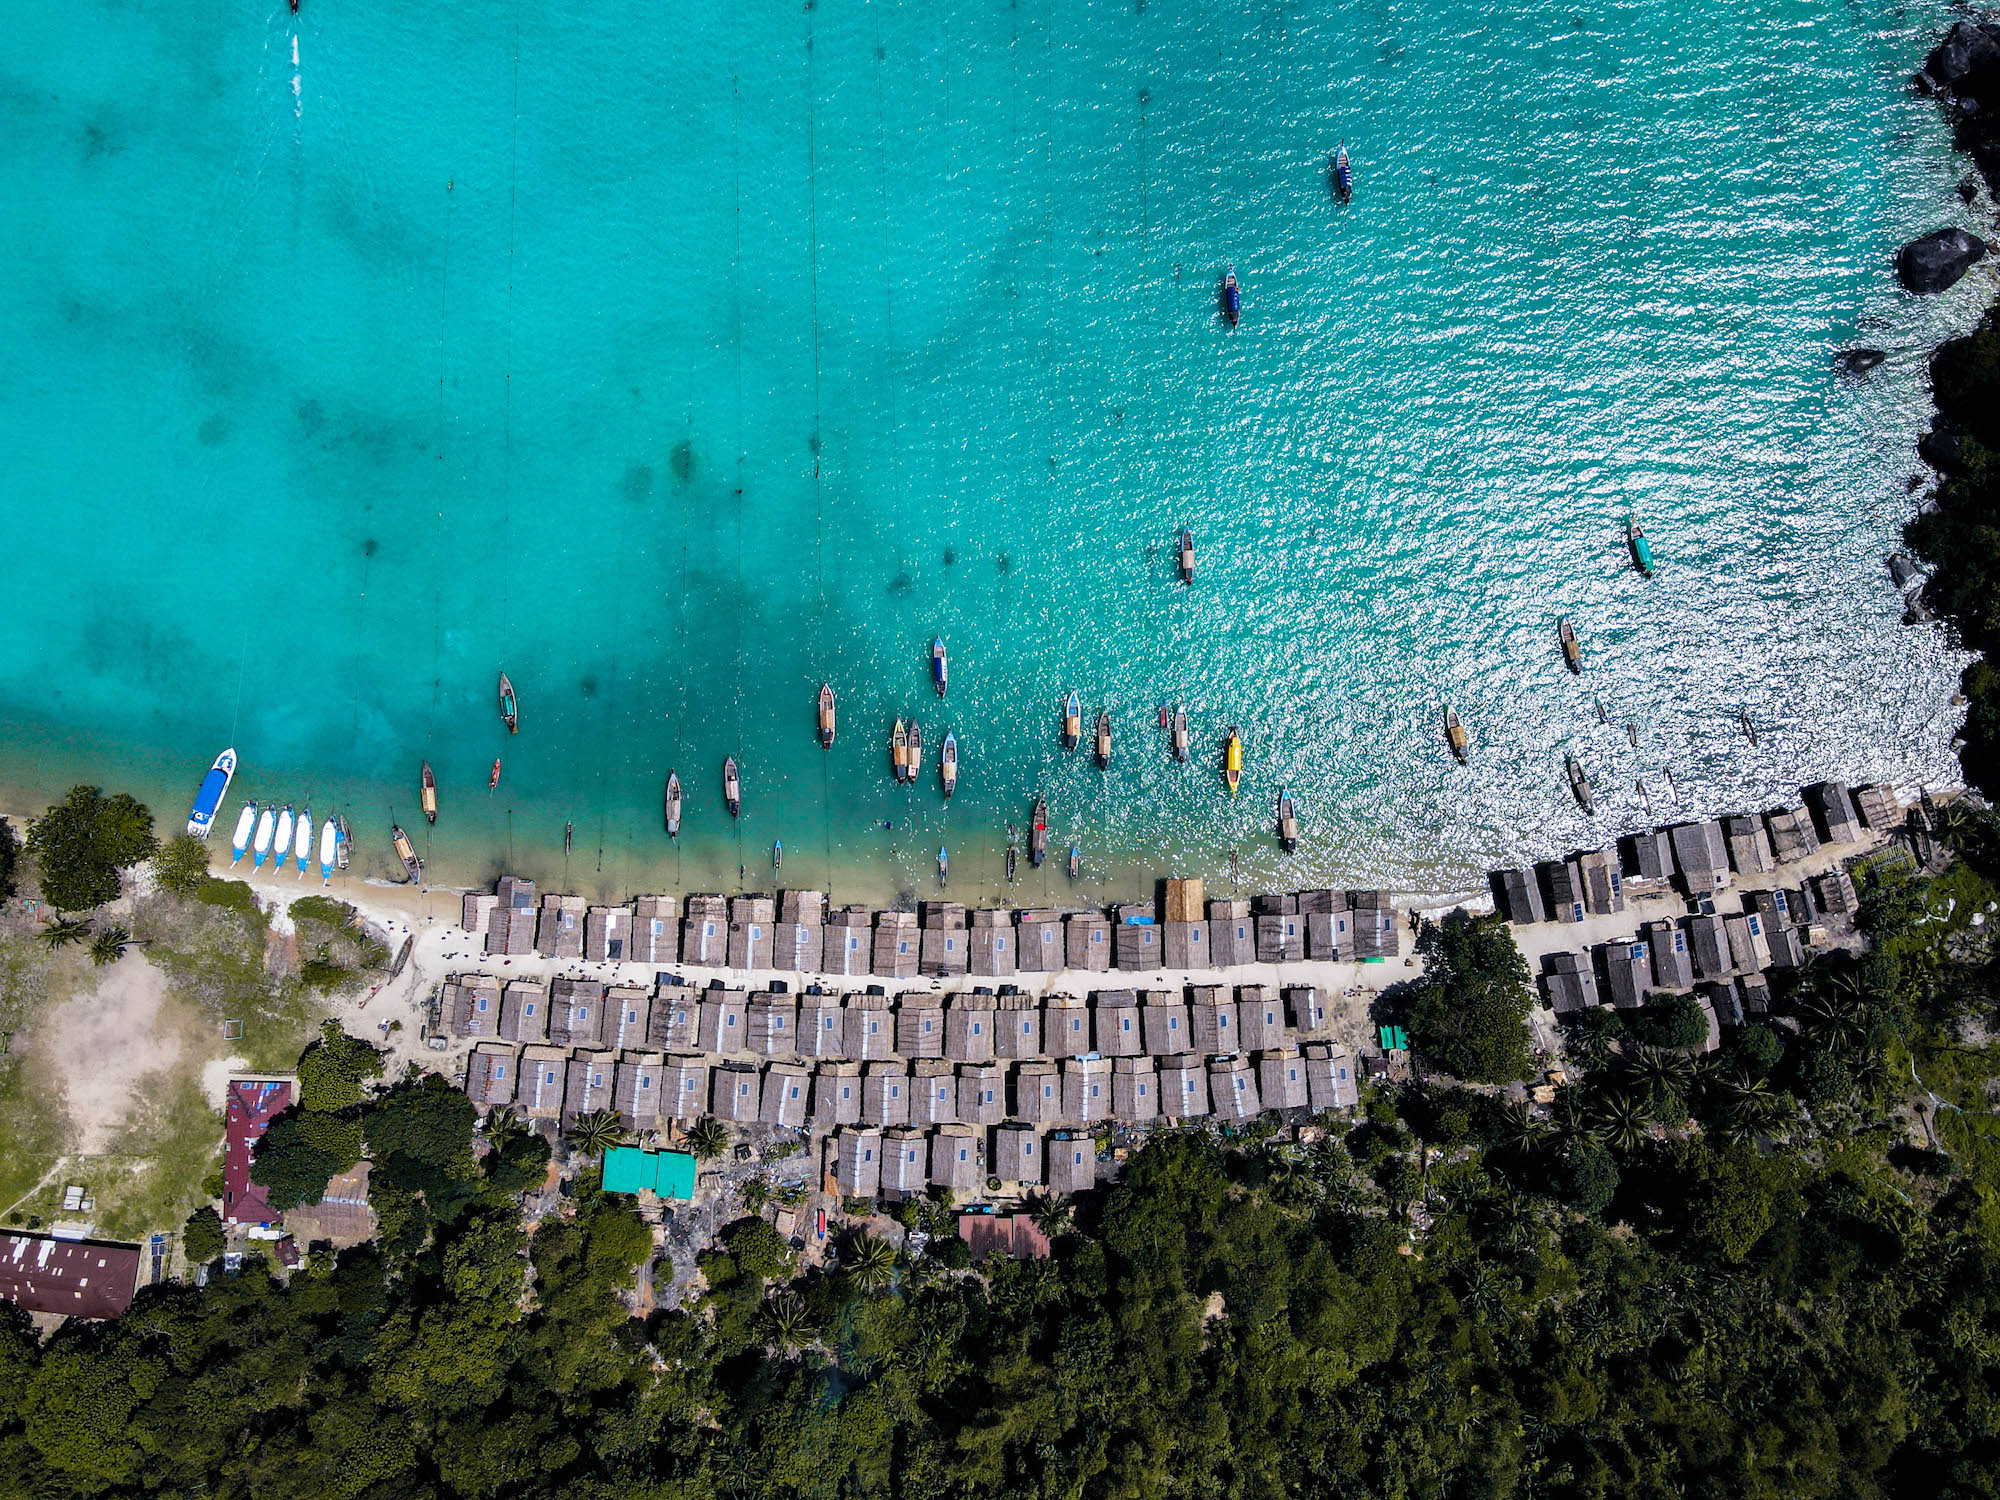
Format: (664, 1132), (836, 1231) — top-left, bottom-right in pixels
(187, 750), (237, 839)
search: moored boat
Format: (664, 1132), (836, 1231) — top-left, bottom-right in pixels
(907, 721), (924, 781)
(1178, 526), (1195, 584)
(1006, 844), (1018, 883)
(392, 823), (423, 884)
(1566, 753), (1595, 815)
(664, 773), (682, 837)
(1029, 796), (1048, 868)
(773, 840), (783, 874)
(489, 759), (502, 791)
(333, 814), (351, 869)
(1062, 691), (1082, 751)
(1740, 708), (1758, 746)
(1333, 142), (1353, 204)
(1172, 704), (1190, 762)
(1558, 617), (1582, 673)
(186, 749), (237, 839)
(1627, 515), (1655, 578)
(891, 718), (908, 783)
(723, 757), (742, 817)
(252, 806), (278, 870)
(818, 684), (837, 749)
(498, 672), (519, 734)
(937, 846), (949, 886)
(1444, 705), (1469, 764)
(1626, 721), (1639, 748)
(1277, 789), (1300, 853)
(293, 805), (313, 877)
(1224, 727), (1243, 795)
(229, 803), (258, 867)
(1067, 845), (1080, 880)
(421, 761), (438, 825)
(1094, 710), (1111, 769)
(1222, 267), (1241, 326)
(564, 821), (573, 856)
(271, 806), (295, 873)
(940, 731), (958, 799)
(317, 818), (338, 885)
(931, 637), (948, 696)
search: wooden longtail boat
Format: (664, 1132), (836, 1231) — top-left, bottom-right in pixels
(891, 718), (908, 783)
(1222, 267), (1241, 326)
(1627, 515), (1655, 578)
(1558, 617), (1582, 673)
(931, 637), (948, 696)
(818, 684), (837, 750)
(907, 721), (924, 781)
(392, 824), (423, 885)
(421, 761), (438, 825)
(1444, 705), (1469, 765)
(1277, 790), (1300, 853)
(1029, 796), (1048, 868)
(1224, 727), (1243, 795)
(1062, 691), (1082, 751)
(940, 731), (958, 800)
(1172, 704), (1190, 762)
(723, 757), (742, 817)
(489, 759), (501, 791)
(1067, 845), (1080, 880)
(1740, 708), (1758, 747)
(1333, 142), (1353, 204)
(1178, 527), (1195, 584)
(664, 773), (682, 837)
(1095, 710), (1111, 769)
(1566, 753), (1595, 815)
(498, 672), (519, 734)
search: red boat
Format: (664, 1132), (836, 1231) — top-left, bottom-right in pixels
(489, 759), (502, 790)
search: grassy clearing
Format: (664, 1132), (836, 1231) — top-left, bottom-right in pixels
(0, 934), (80, 1216)
(91, 1063), (222, 1240)
(135, 887), (323, 1072)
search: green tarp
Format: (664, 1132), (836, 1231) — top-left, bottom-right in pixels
(601, 1146), (696, 1201)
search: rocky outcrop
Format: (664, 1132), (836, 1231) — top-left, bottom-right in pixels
(1898, 228), (1989, 294)
(1835, 348), (1886, 376)
(1920, 20), (2000, 96)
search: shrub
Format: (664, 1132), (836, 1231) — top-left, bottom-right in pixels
(152, 835), (211, 897)
(1403, 911), (1535, 1082)
(26, 786), (157, 911)
(182, 1206), (225, 1263)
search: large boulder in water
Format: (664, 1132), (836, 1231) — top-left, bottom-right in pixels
(1835, 348), (1886, 377)
(1898, 228), (1989, 294)
(1921, 21), (2000, 97)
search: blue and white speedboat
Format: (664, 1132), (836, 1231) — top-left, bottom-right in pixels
(228, 803), (258, 867)
(186, 749), (237, 839)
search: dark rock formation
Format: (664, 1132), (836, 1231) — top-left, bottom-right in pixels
(1835, 348), (1886, 376)
(1920, 20), (2000, 95)
(1918, 427), (1964, 473)
(1898, 228), (1989, 294)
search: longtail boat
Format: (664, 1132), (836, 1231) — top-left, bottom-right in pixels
(271, 806), (295, 873)
(1172, 704), (1190, 762)
(1178, 527), (1195, 584)
(940, 731), (958, 800)
(1095, 710), (1112, 769)
(1740, 708), (1758, 747)
(937, 846), (949, 886)
(723, 757), (742, 817)
(333, 814), (351, 869)
(564, 821), (573, 856)
(1277, 790), (1300, 853)
(891, 718), (908, 783)
(1333, 142), (1353, 203)
(664, 772), (682, 837)
(818, 684), (837, 750)
(1224, 727), (1243, 795)
(489, 759), (501, 791)
(293, 805), (313, 877)
(316, 818), (338, 885)
(1029, 796), (1048, 867)
(1557, 617), (1582, 673)
(420, 761), (438, 825)
(251, 806), (277, 870)
(1062, 691), (1082, 751)
(1626, 721), (1639, 748)
(1444, 705), (1469, 765)
(931, 637), (948, 696)
(498, 672), (519, 734)
(392, 823), (423, 884)
(1627, 515), (1655, 578)
(1222, 267), (1241, 326)
(229, 802), (258, 867)
(1566, 753), (1595, 815)
(907, 720), (924, 782)
(1067, 845), (1080, 880)
(1006, 844), (1018, 883)
(773, 840), (783, 874)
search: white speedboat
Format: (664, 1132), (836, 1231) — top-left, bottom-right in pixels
(293, 805), (313, 876)
(228, 803), (258, 867)
(317, 818), (338, 885)
(252, 806), (279, 869)
(186, 748), (237, 839)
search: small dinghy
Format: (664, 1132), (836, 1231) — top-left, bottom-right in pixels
(186, 748), (237, 839)
(293, 805), (313, 877)
(940, 731), (958, 799)
(1626, 721), (1639, 748)
(1627, 515), (1655, 578)
(1277, 789), (1300, 853)
(421, 761), (438, 825)
(818, 684), (837, 750)
(1224, 727), (1243, 795)
(1095, 710), (1112, 770)
(1029, 796), (1049, 868)
(891, 718), (908, 783)
(1332, 142), (1353, 204)
(1740, 708), (1758, 747)
(931, 636), (948, 696)
(392, 823), (424, 884)
(252, 806), (278, 870)
(1062, 691), (1082, 751)
(271, 806), (295, 874)
(723, 757), (742, 817)
(498, 671), (519, 734)
(664, 773), (682, 838)
(1172, 704), (1190, 762)
(1178, 527), (1195, 584)
(937, 846), (949, 886)
(1444, 705), (1469, 764)
(333, 814), (351, 869)
(1067, 845), (1080, 880)
(317, 817), (338, 885)
(1565, 753), (1595, 815)
(229, 803), (258, 867)
(1557, 617), (1582, 673)
(1221, 267), (1241, 326)
(907, 720), (924, 782)
(489, 759), (502, 791)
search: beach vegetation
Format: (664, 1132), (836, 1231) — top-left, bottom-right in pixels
(86, 924), (132, 967)
(150, 834), (209, 898)
(38, 917), (89, 951)
(25, 784), (156, 912)
(685, 1116), (729, 1159)
(565, 1108), (626, 1158)
(1402, 908), (1536, 1081)
(0, 816), (18, 901)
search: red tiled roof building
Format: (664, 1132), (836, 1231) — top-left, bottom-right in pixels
(223, 1079), (293, 1227)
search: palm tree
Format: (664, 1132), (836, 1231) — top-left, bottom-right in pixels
(1796, 991), (1871, 1055)
(88, 924), (133, 967)
(1025, 1191), (1073, 1238)
(1626, 1046), (1694, 1107)
(485, 1107), (528, 1151)
(685, 1117), (730, 1161)
(761, 1290), (811, 1355)
(1593, 1089), (1650, 1153)
(41, 917), (91, 951)
(843, 1232), (898, 1294)
(1489, 1101), (1542, 1160)
(567, 1108), (627, 1159)
(1258, 1146), (1323, 1211)
(1548, 1085), (1597, 1143)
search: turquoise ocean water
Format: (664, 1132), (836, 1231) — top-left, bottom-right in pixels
(0, 0), (1986, 908)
